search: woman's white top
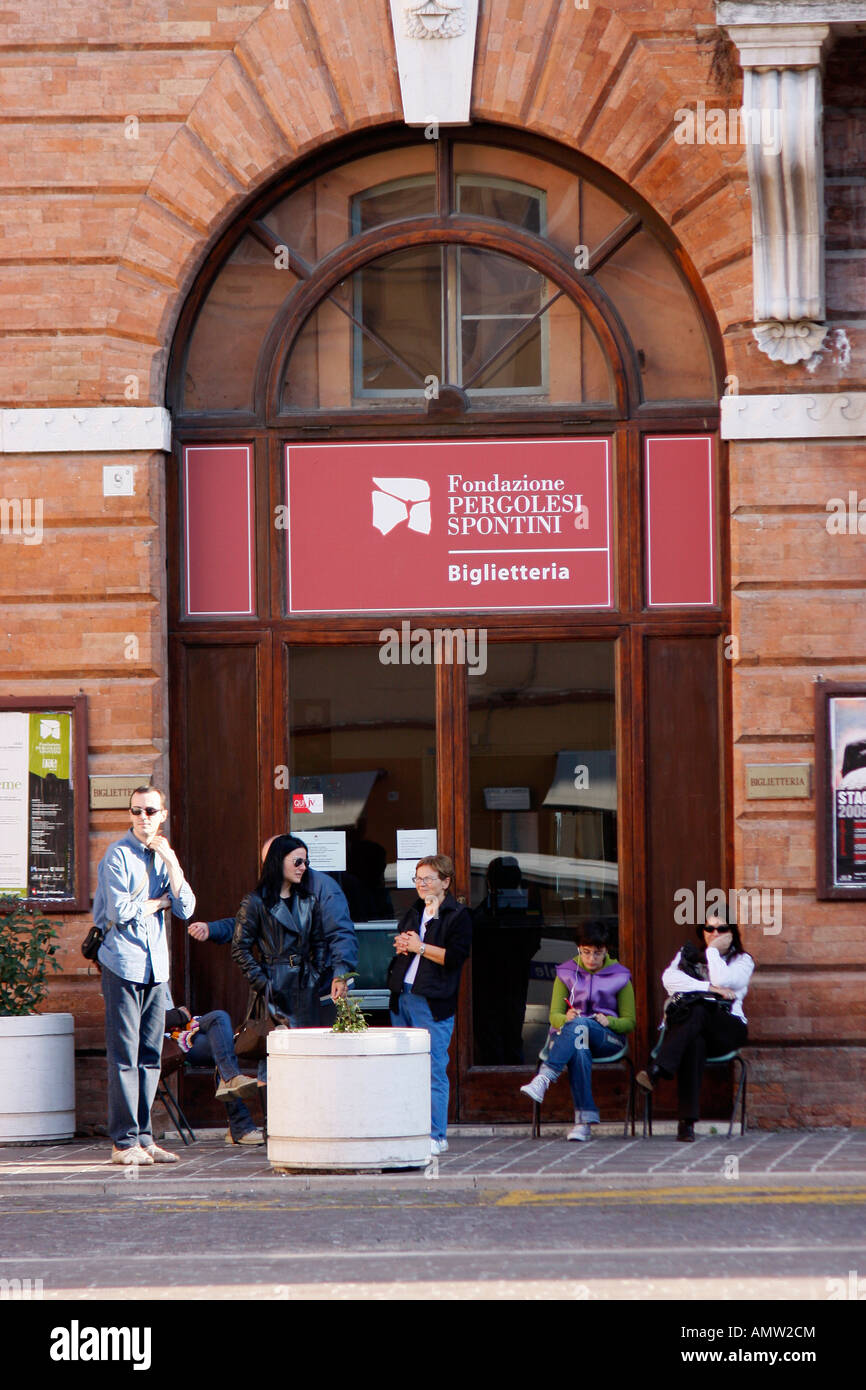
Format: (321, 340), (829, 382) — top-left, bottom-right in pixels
(661, 946), (754, 1024)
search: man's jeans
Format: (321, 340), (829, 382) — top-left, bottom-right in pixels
(544, 1017), (623, 1123)
(390, 987), (454, 1141)
(184, 1010), (256, 1140)
(101, 964), (165, 1150)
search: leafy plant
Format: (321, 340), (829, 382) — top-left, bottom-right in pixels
(331, 993), (369, 1033)
(0, 897), (62, 1016)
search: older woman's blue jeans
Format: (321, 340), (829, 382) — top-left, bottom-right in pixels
(390, 987), (454, 1141)
(544, 1017), (623, 1123)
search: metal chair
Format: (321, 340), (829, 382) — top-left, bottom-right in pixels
(531, 1035), (637, 1139)
(155, 1052), (196, 1146)
(641, 1026), (747, 1138)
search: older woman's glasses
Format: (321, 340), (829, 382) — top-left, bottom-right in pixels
(413, 876), (439, 887)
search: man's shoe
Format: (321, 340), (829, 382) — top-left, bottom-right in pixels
(111, 1145), (154, 1166)
(430, 1138), (449, 1155)
(215, 1073), (258, 1101)
(566, 1123), (592, 1142)
(676, 1121), (696, 1143)
(225, 1128), (265, 1146)
(520, 1072), (551, 1105)
(142, 1144), (179, 1163)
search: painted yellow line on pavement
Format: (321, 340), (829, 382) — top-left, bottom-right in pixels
(495, 1186), (866, 1207)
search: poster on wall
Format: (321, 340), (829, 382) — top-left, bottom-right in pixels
(0, 706), (78, 903)
(816, 682), (866, 899)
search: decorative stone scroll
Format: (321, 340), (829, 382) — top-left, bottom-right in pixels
(721, 17), (834, 365)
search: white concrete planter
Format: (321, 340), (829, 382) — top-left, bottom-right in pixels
(267, 1027), (431, 1171)
(0, 1014), (75, 1142)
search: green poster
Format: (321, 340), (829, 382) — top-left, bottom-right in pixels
(27, 712), (74, 900)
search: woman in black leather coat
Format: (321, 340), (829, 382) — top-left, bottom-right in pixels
(231, 834), (328, 1031)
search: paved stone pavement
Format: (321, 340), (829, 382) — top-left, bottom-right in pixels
(1, 1126), (864, 1194)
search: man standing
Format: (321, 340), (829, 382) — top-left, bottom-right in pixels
(94, 785), (195, 1165)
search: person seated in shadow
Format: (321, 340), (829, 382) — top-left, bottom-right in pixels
(472, 856), (543, 1065)
(163, 993), (264, 1147)
(519, 919), (634, 1142)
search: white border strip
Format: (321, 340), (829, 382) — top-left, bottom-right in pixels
(721, 392), (866, 440)
(285, 438), (613, 615)
(646, 436), (715, 609)
(0, 407), (171, 453)
(184, 444), (255, 618)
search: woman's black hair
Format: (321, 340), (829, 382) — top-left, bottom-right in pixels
(256, 834), (310, 910)
(575, 918), (609, 950)
(697, 902), (746, 958)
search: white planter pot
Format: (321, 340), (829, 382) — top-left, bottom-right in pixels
(0, 1013), (76, 1142)
(267, 1027), (431, 1171)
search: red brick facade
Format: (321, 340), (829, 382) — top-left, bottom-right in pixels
(2, 2), (864, 1128)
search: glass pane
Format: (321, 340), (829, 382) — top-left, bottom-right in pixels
(453, 143), (628, 261)
(184, 233), (297, 412)
(469, 642), (617, 1067)
(288, 647), (436, 1004)
(355, 176), (436, 233)
(263, 146), (435, 263)
(595, 229), (716, 401)
(356, 246), (443, 391)
(457, 177), (543, 234)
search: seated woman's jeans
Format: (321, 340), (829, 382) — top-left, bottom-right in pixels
(544, 1017), (623, 1123)
(183, 1010), (258, 1140)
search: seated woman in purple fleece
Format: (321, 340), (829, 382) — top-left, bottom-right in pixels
(519, 919), (635, 1142)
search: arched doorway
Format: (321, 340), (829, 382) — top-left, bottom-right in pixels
(166, 125), (729, 1126)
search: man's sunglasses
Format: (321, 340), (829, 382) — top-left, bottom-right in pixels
(130, 807), (161, 817)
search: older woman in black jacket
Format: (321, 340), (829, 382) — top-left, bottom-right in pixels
(231, 835), (328, 1058)
(386, 853), (472, 1155)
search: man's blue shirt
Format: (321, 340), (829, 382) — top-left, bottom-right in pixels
(94, 830), (196, 984)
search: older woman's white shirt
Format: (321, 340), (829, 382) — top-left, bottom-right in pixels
(661, 946), (754, 1023)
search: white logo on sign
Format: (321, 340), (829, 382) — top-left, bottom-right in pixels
(39, 719), (61, 740)
(293, 794), (323, 814)
(372, 477), (432, 536)
(405, 1), (466, 39)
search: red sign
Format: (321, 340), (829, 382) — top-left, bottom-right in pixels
(184, 445), (255, 616)
(285, 439), (612, 614)
(645, 436), (716, 607)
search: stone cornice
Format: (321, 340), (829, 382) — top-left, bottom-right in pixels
(721, 392), (866, 438)
(718, 2), (866, 24)
(0, 407), (172, 454)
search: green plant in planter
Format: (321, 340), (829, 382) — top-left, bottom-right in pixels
(0, 897), (62, 1016)
(331, 993), (369, 1033)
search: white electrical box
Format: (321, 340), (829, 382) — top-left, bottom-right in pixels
(103, 465), (134, 497)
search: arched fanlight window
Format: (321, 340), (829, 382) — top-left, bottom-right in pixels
(171, 130), (719, 421)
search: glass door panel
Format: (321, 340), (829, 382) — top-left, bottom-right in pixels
(468, 641), (617, 1067)
(287, 646), (436, 1008)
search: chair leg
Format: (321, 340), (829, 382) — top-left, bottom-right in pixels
(623, 1058), (636, 1138)
(532, 1099), (541, 1140)
(642, 1085), (653, 1139)
(726, 1057), (747, 1139)
(156, 1078), (196, 1146)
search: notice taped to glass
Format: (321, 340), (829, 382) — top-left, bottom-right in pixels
(0, 710), (75, 900)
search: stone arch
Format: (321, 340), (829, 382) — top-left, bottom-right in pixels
(107, 1), (751, 404)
